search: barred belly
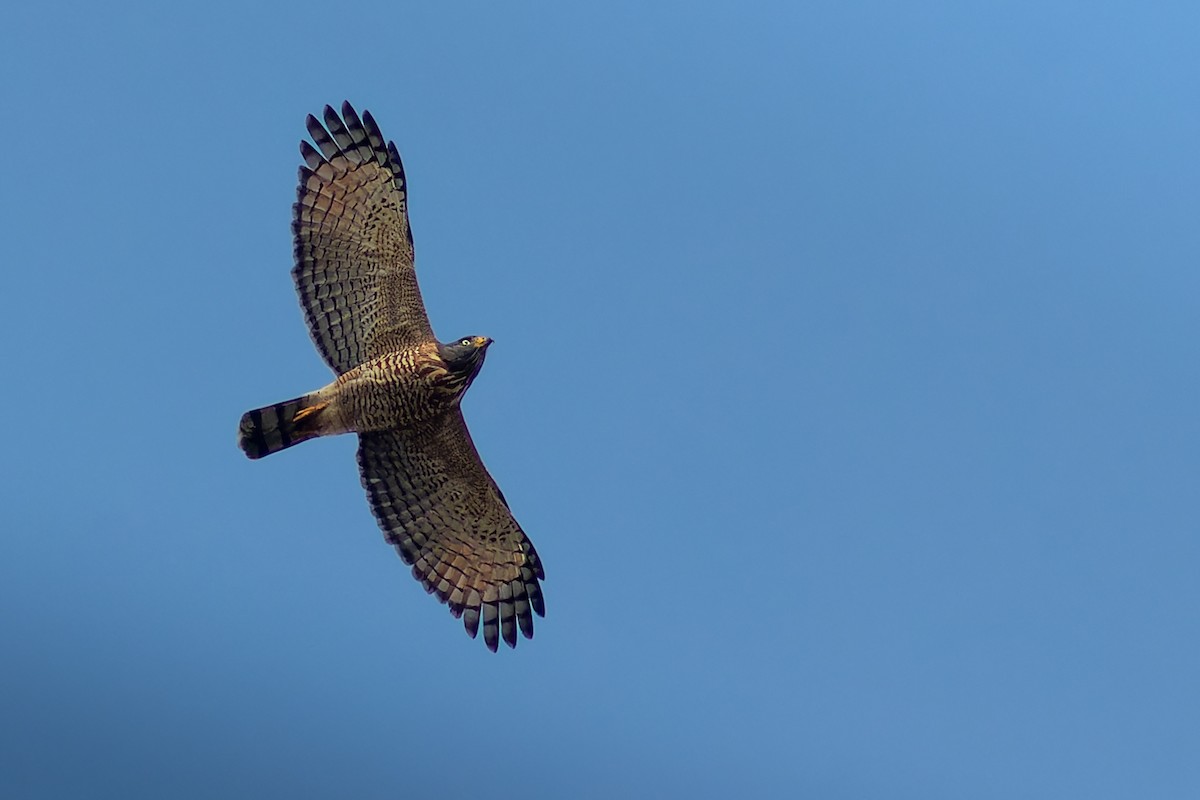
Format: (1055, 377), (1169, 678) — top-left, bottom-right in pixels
(332, 345), (458, 432)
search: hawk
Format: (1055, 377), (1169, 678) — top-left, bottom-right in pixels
(238, 102), (545, 651)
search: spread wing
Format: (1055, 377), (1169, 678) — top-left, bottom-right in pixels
(357, 410), (546, 651)
(292, 102), (435, 375)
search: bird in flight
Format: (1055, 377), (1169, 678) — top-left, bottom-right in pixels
(238, 102), (544, 651)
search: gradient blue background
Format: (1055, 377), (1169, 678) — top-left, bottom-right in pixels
(2, 2), (1197, 797)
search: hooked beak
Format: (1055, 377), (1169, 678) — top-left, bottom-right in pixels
(473, 336), (493, 348)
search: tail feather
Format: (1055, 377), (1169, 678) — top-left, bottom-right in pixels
(238, 395), (326, 459)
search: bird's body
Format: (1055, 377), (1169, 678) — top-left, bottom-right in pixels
(238, 103), (544, 651)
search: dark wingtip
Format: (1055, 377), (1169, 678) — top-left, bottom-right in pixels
(517, 602), (535, 639)
(463, 607), (480, 639)
(501, 619), (518, 649)
(299, 140), (322, 169)
(482, 602), (500, 652)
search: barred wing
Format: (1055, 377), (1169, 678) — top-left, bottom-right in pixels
(357, 411), (546, 651)
(292, 102), (434, 374)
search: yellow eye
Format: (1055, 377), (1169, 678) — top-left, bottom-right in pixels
(460, 338), (471, 346)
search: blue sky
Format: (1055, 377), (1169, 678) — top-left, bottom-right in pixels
(2, 2), (1198, 797)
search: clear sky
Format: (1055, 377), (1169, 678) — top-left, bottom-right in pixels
(2, 2), (1197, 797)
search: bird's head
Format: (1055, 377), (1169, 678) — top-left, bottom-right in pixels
(438, 335), (493, 389)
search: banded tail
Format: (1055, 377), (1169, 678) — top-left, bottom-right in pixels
(238, 395), (327, 459)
